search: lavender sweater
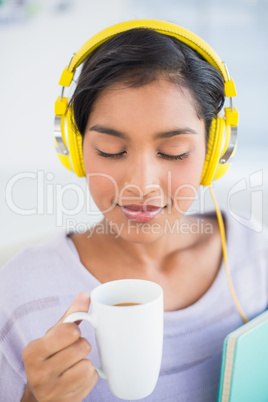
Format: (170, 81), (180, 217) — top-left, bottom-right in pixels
(1, 215), (268, 402)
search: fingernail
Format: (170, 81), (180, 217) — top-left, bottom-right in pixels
(77, 291), (90, 301)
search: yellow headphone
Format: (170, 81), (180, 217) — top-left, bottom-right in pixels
(54, 19), (238, 186)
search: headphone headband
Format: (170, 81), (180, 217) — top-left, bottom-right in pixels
(59, 19), (236, 98)
(73, 20), (225, 75)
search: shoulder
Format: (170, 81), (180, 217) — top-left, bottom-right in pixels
(224, 212), (268, 316)
(0, 231), (92, 344)
(0, 232), (84, 382)
(198, 210), (268, 258)
(0, 232), (78, 313)
(194, 210), (268, 289)
(225, 213), (268, 261)
(0, 232), (72, 281)
(196, 211), (268, 318)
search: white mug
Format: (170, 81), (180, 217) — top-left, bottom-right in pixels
(63, 279), (164, 400)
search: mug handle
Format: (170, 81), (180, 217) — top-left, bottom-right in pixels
(63, 312), (106, 379)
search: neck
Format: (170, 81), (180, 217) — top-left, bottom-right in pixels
(93, 215), (208, 267)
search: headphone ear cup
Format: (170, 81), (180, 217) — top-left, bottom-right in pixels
(66, 107), (85, 177)
(54, 113), (73, 173)
(200, 117), (231, 186)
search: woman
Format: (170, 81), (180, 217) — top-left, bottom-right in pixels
(1, 20), (267, 402)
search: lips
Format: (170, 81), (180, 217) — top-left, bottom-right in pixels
(119, 204), (164, 223)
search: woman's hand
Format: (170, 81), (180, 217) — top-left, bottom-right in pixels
(21, 292), (98, 402)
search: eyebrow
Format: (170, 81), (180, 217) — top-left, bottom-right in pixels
(89, 125), (127, 139)
(89, 124), (198, 139)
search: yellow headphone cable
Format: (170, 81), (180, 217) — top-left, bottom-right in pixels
(209, 185), (248, 323)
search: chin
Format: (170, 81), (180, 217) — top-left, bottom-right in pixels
(117, 228), (164, 244)
(104, 215), (166, 244)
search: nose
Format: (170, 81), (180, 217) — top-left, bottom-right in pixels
(123, 153), (161, 197)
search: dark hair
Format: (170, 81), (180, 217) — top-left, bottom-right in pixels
(70, 28), (225, 139)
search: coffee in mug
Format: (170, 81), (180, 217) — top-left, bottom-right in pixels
(113, 302), (141, 306)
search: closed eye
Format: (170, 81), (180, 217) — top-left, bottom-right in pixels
(97, 150), (126, 159)
(96, 150), (189, 160)
(158, 152), (189, 160)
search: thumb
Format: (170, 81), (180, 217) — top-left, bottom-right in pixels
(56, 291), (91, 326)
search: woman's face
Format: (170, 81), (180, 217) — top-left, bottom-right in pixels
(83, 79), (206, 242)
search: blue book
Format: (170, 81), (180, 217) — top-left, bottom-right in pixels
(217, 310), (268, 402)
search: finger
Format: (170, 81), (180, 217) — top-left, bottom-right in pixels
(62, 372), (99, 402)
(46, 337), (92, 377)
(55, 292), (91, 326)
(23, 323), (82, 363)
(23, 293), (92, 367)
(36, 292), (91, 359)
(43, 323), (83, 359)
(58, 359), (98, 398)
(26, 359), (98, 402)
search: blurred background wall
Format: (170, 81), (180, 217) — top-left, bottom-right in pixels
(1, 0), (268, 251)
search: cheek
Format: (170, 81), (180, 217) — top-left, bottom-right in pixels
(84, 152), (119, 208)
(88, 176), (116, 195)
(171, 179), (198, 214)
(168, 148), (206, 211)
(86, 173), (119, 211)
